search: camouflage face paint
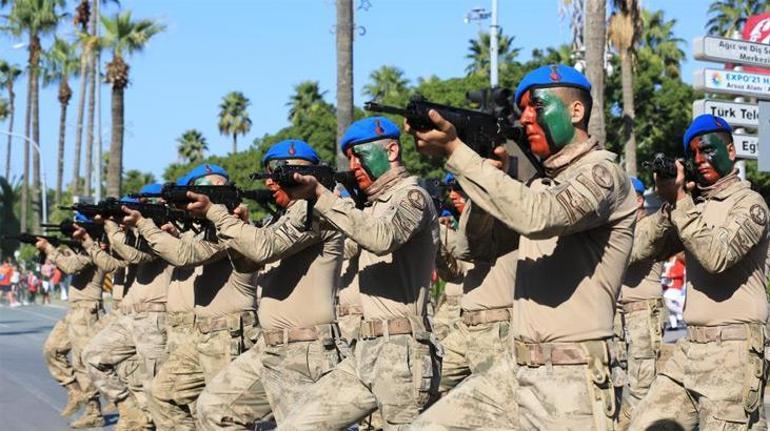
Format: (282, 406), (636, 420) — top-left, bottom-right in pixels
(688, 133), (733, 185)
(352, 141), (390, 179)
(532, 88), (576, 151)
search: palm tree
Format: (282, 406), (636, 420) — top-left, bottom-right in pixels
(363, 65), (409, 103)
(465, 30), (520, 77)
(529, 45), (573, 67)
(335, 0), (353, 170)
(7, 0), (65, 232)
(43, 37), (79, 203)
(286, 81), (327, 125)
(217, 91), (251, 154)
(0, 61), (22, 181)
(176, 129), (208, 164)
(122, 168), (155, 195)
(584, 0), (607, 144)
(101, 11), (165, 197)
(641, 9), (685, 79)
(707, 0), (770, 37)
(609, 0), (642, 175)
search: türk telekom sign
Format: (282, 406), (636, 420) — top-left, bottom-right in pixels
(743, 12), (770, 75)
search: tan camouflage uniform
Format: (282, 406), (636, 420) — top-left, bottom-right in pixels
(411, 138), (637, 431)
(196, 200), (344, 429)
(629, 172), (769, 431)
(432, 224), (464, 341)
(277, 169), (441, 431)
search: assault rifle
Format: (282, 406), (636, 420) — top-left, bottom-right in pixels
(41, 219), (105, 242)
(641, 153), (696, 181)
(129, 183), (269, 212)
(364, 92), (543, 177)
(62, 198), (197, 234)
(1, 233), (83, 263)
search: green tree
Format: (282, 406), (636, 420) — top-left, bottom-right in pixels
(43, 37), (79, 203)
(286, 81), (328, 125)
(0, 61), (22, 181)
(122, 169), (156, 196)
(0, 176), (21, 259)
(176, 129), (208, 164)
(707, 0), (770, 37)
(465, 30), (520, 78)
(363, 65), (410, 105)
(101, 10), (165, 198)
(641, 9), (685, 79)
(7, 0), (66, 232)
(218, 91), (252, 155)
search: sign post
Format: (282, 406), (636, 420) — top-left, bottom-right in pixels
(759, 101), (770, 171)
(693, 68), (770, 98)
(692, 99), (760, 128)
(694, 36), (770, 68)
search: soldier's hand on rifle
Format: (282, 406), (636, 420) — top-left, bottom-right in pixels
(121, 206), (143, 227)
(92, 214), (105, 224)
(285, 174), (323, 200)
(488, 147), (511, 172)
(34, 238), (49, 251)
(160, 223), (180, 238)
(654, 160), (688, 205)
(185, 191), (212, 217)
(233, 204), (250, 223)
(405, 109), (462, 158)
(71, 226), (89, 241)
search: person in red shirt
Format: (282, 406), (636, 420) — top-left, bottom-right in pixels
(662, 252), (686, 329)
(0, 259), (18, 307)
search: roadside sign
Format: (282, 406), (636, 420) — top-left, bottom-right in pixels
(759, 101), (770, 171)
(693, 99), (759, 128)
(733, 134), (759, 159)
(694, 68), (770, 98)
(693, 36), (770, 68)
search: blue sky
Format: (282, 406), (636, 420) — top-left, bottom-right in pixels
(0, 0), (714, 188)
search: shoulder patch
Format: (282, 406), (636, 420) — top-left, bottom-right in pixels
(750, 204), (767, 226)
(407, 189), (425, 211)
(591, 164), (613, 189)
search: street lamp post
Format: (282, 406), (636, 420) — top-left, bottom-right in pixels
(1, 130), (48, 226)
(465, 2), (499, 87)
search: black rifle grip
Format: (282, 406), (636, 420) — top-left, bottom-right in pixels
(304, 199), (315, 232)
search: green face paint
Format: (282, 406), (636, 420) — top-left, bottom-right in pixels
(353, 142), (390, 179)
(532, 88), (576, 151)
(698, 133), (732, 177)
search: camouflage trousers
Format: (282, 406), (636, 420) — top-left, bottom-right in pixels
(149, 313), (259, 431)
(94, 308), (147, 403)
(438, 318), (510, 393)
(166, 311), (196, 354)
(616, 299), (665, 429)
(197, 326), (343, 429)
(45, 302), (103, 400)
(629, 324), (767, 431)
(411, 339), (617, 431)
(338, 312), (363, 347)
(277, 328), (442, 431)
(432, 295), (462, 341)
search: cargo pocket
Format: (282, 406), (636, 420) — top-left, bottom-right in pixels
(742, 350), (764, 414)
(583, 341), (616, 430)
(409, 335), (440, 410)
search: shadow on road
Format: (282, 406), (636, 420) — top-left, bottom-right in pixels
(0, 326), (54, 336)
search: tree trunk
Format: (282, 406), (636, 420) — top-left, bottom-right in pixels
(335, 0), (354, 170)
(584, 0), (607, 144)
(72, 49), (89, 197)
(107, 84), (124, 197)
(232, 133), (237, 154)
(85, 45), (96, 197)
(21, 68), (31, 232)
(620, 49), (636, 176)
(31, 53), (41, 231)
(4, 82), (14, 180)
(56, 82), (70, 203)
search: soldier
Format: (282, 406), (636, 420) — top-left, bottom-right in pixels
(629, 115), (769, 430)
(614, 177), (667, 430)
(276, 116), (441, 430)
(193, 140), (344, 429)
(139, 164), (261, 430)
(337, 237), (363, 347)
(407, 64), (637, 430)
(37, 220), (108, 429)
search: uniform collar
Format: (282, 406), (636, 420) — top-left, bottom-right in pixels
(697, 170), (743, 201)
(365, 165), (410, 203)
(543, 136), (601, 178)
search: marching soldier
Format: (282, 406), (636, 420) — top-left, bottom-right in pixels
(408, 64), (637, 430)
(629, 115), (769, 430)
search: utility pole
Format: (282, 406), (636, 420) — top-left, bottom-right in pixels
(95, 0), (103, 200)
(335, 0), (354, 171)
(490, 0), (499, 87)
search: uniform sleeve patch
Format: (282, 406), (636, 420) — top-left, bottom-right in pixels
(591, 164), (614, 189)
(407, 189), (426, 211)
(750, 204), (767, 226)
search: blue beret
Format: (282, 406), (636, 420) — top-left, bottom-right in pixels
(440, 209), (454, 218)
(683, 114), (733, 153)
(442, 173), (455, 185)
(514, 64), (592, 105)
(175, 174), (191, 186)
(120, 195), (139, 204)
(262, 139), (319, 166)
(186, 164), (229, 184)
(340, 116), (400, 154)
(339, 188), (350, 198)
(139, 183), (163, 194)
(74, 212), (91, 223)
(629, 176), (645, 195)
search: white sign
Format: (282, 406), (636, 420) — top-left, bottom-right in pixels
(733, 134), (759, 159)
(693, 99), (759, 128)
(694, 36), (770, 68)
(759, 101), (770, 171)
(694, 68), (770, 98)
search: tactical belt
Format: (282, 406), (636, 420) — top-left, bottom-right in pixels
(70, 300), (101, 312)
(461, 307), (511, 326)
(263, 323), (339, 347)
(621, 297), (664, 313)
(131, 302), (167, 313)
(445, 294), (462, 307)
(359, 317), (425, 339)
(336, 304), (363, 317)
(514, 339), (611, 367)
(195, 310), (257, 335)
(167, 311), (195, 328)
(687, 324), (751, 343)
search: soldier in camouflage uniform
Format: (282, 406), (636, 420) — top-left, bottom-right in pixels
(37, 233), (108, 429)
(407, 64), (637, 430)
(277, 116), (441, 430)
(193, 140), (344, 429)
(629, 115), (769, 430)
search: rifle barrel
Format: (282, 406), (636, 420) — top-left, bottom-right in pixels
(364, 102), (409, 117)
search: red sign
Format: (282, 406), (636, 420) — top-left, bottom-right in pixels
(742, 13), (770, 74)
